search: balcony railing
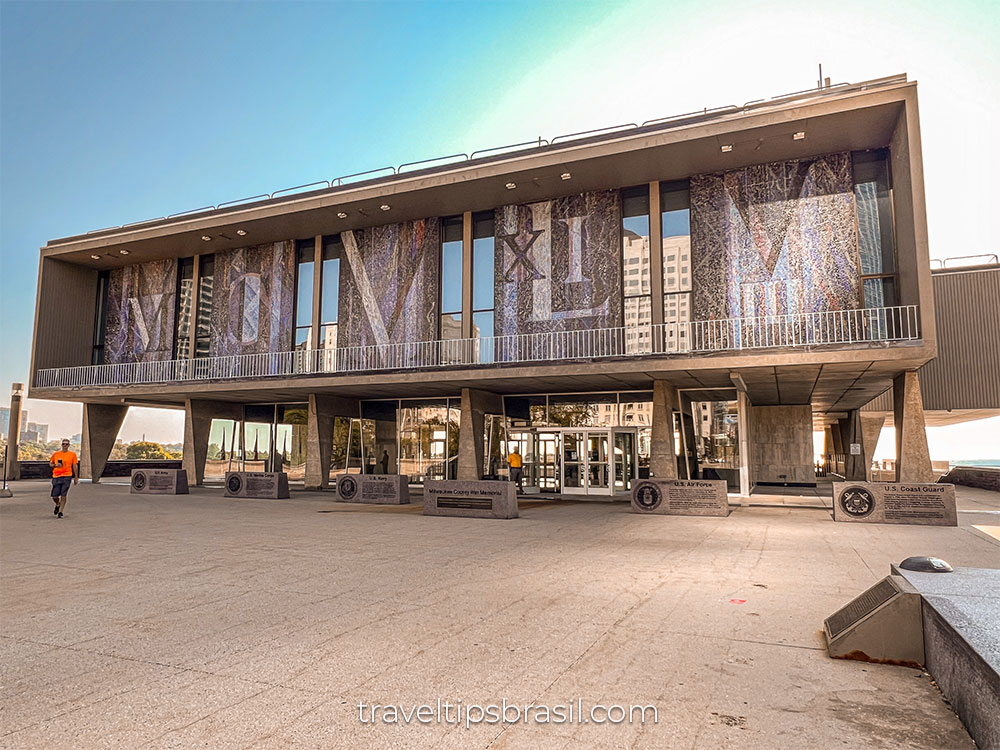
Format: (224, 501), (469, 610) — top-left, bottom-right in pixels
(34, 305), (920, 389)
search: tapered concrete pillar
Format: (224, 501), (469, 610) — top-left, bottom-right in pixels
(823, 426), (835, 471)
(650, 380), (678, 479)
(304, 394), (360, 489)
(893, 371), (933, 483)
(860, 414), (885, 481)
(842, 410), (866, 481)
(457, 388), (503, 481)
(80, 403), (128, 482)
(830, 420), (845, 474)
(5, 383), (25, 481)
(183, 399), (242, 486)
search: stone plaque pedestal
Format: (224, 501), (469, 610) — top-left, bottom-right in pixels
(224, 471), (290, 499)
(336, 474), (410, 504)
(423, 480), (518, 519)
(631, 479), (729, 516)
(832, 482), (957, 526)
(130, 468), (189, 495)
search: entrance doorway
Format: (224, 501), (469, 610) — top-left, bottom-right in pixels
(505, 427), (637, 497)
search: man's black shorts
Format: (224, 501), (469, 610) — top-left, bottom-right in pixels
(51, 477), (72, 497)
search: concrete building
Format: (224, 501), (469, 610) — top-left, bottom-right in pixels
(29, 74), (943, 494)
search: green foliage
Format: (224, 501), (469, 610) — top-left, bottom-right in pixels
(125, 441), (170, 460)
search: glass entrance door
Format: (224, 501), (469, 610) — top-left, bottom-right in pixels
(559, 429), (614, 496)
(587, 432), (610, 492)
(613, 430), (637, 491)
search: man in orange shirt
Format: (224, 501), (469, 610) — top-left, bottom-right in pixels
(49, 439), (79, 518)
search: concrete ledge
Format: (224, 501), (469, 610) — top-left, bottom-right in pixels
(940, 466), (1000, 493)
(423, 480), (518, 519)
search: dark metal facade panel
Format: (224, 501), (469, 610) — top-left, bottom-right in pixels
(864, 267), (1000, 412)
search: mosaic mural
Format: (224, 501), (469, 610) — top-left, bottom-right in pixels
(690, 153), (860, 320)
(105, 259), (178, 363)
(338, 219), (441, 347)
(495, 190), (621, 336)
(210, 241), (295, 356)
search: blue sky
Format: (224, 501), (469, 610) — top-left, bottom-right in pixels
(1, 0), (998, 456)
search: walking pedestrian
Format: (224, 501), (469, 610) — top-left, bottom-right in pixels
(49, 439), (78, 518)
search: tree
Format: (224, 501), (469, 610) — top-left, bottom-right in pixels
(125, 441), (170, 460)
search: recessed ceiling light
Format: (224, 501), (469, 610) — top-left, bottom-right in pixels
(793, 131), (805, 140)
(236, 229), (247, 236)
(505, 182), (517, 190)
(119, 249), (129, 255)
(201, 235), (212, 241)
(721, 144), (733, 153)
(380, 204), (391, 211)
(560, 172), (571, 181)
(337, 211), (348, 219)
(90, 254), (100, 260)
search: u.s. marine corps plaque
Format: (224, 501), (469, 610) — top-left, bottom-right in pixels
(832, 482), (957, 526)
(224, 471), (290, 499)
(631, 479), (729, 516)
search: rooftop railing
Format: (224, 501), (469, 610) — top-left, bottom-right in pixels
(34, 305), (920, 390)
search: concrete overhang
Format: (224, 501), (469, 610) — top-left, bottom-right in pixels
(42, 76), (914, 270)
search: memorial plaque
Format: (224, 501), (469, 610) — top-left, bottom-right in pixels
(630, 479), (729, 516)
(130, 468), (189, 495)
(224, 471), (290, 499)
(832, 482), (957, 526)
(336, 474), (410, 504)
(423, 480), (518, 519)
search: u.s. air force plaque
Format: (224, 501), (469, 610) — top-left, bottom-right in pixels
(630, 479), (729, 516)
(832, 482), (957, 526)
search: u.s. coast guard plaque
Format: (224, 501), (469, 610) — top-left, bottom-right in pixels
(832, 482), (956, 526)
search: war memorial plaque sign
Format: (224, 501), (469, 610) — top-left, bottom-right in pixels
(423, 480), (518, 519)
(832, 482), (957, 526)
(224, 471), (291, 499)
(336, 474), (410, 504)
(631, 479), (729, 516)
(130, 468), (189, 495)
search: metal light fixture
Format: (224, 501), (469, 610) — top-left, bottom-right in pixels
(380, 204), (391, 211)
(337, 211), (348, 219)
(793, 131), (806, 141)
(505, 182), (517, 190)
(721, 144), (733, 153)
(119, 249), (129, 255)
(236, 229), (247, 236)
(560, 172), (571, 181)
(90, 254), (100, 260)
(201, 235), (212, 241)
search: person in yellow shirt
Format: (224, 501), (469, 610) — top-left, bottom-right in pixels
(49, 439), (79, 518)
(507, 447), (523, 490)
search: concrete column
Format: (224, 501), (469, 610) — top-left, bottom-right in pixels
(5, 383), (25, 481)
(305, 394), (360, 489)
(737, 390), (751, 497)
(649, 380), (678, 478)
(830, 420), (844, 474)
(842, 410), (866, 481)
(457, 388), (502, 481)
(80, 403), (128, 482)
(823, 426), (835, 468)
(893, 371), (933, 483)
(861, 414), (886, 481)
(182, 399), (241, 486)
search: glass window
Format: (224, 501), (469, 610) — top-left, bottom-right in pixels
(853, 150), (896, 310)
(472, 211), (494, 315)
(661, 181), (692, 351)
(441, 216), (463, 339)
(294, 239), (315, 351)
(622, 186), (651, 354)
(92, 270), (110, 364)
(398, 399), (459, 483)
(321, 236), (342, 349)
(473, 310), (494, 363)
(195, 254), (214, 357)
(174, 257), (195, 359)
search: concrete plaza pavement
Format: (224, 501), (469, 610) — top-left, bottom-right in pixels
(2, 480), (998, 749)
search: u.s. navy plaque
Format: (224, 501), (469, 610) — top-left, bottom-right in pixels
(130, 468), (189, 495)
(832, 482), (957, 526)
(336, 474), (410, 504)
(631, 479), (729, 516)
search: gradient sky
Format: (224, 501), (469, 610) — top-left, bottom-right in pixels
(1, 0), (998, 456)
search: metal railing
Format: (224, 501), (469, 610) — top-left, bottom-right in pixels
(34, 305), (919, 389)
